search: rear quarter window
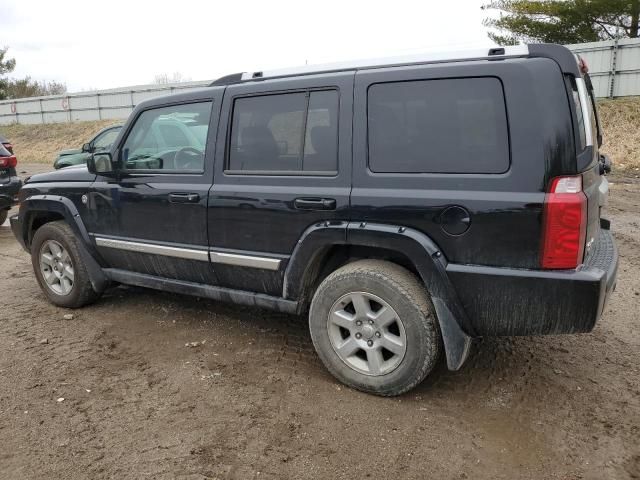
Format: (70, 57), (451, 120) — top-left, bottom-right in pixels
(568, 77), (587, 151)
(367, 77), (510, 174)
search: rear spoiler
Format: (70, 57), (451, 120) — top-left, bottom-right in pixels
(528, 44), (582, 76)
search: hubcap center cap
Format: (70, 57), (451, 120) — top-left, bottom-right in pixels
(361, 324), (375, 340)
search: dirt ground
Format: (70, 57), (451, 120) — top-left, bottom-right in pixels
(0, 164), (638, 480)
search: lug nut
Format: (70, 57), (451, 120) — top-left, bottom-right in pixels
(367, 340), (374, 347)
(368, 319), (374, 325)
(356, 320), (362, 326)
(355, 333), (362, 339)
(375, 331), (381, 338)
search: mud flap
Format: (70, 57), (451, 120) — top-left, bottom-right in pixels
(432, 298), (472, 371)
(76, 240), (109, 294)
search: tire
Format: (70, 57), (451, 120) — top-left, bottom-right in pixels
(31, 220), (101, 308)
(309, 260), (442, 396)
(0, 209), (7, 226)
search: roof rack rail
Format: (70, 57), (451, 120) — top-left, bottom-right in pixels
(209, 45), (531, 86)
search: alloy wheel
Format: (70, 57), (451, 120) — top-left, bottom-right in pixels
(327, 292), (407, 376)
(39, 240), (75, 296)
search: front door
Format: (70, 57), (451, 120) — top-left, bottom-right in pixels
(86, 97), (221, 284)
(207, 73), (354, 296)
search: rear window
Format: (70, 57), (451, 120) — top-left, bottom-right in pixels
(367, 77), (510, 174)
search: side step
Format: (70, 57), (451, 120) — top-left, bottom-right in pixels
(103, 268), (299, 314)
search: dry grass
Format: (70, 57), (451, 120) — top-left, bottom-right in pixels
(2, 120), (116, 165)
(1, 96), (639, 170)
(598, 97), (640, 172)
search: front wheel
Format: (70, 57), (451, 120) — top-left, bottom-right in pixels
(31, 221), (101, 308)
(309, 260), (442, 396)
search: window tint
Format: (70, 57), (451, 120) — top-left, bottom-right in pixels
(93, 128), (120, 151)
(368, 78), (509, 174)
(122, 102), (212, 171)
(228, 90), (338, 174)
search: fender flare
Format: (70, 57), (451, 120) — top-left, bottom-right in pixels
(19, 195), (109, 293)
(283, 220), (348, 300)
(285, 221), (473, 371)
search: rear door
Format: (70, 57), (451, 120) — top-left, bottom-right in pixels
(207, 72), (354, 296)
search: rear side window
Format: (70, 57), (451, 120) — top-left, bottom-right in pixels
(367, 77), (509, 174)
(228, 90), (339, 174)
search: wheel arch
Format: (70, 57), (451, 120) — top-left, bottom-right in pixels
(21, 196), (89, 249)
(20, 195), (108, 293)
(285, 221), (473, 371)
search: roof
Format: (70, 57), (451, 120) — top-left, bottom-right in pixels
(209, 44), (582, 87)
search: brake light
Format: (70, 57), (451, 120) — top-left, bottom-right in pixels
(0, 155), (17, 168)
(541, 176), (587, 269)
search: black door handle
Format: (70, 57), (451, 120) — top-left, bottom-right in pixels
(169, 193), (200, 203)
(294, 198), (336, 210)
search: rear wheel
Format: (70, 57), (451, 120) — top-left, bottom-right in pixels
(309, 260), (441, 396)
(31, 221), (101, 308)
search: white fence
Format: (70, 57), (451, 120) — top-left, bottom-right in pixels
(566, 38), (640, 99)
(0, 80), (212, 125)
(1, 39), (639, 125)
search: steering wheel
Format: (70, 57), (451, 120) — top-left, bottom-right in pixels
(174, 146), (204, 170)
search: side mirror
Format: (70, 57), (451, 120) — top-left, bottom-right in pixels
(81, 142), (92, 153)
(88, 152), (116, 175)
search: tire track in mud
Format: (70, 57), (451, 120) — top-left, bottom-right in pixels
(1, 167), (639, 479)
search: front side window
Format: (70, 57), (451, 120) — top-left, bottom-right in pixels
(122, 102), (212, 172)
(228, 90), (338, 174)
(368, 77), (510, 174)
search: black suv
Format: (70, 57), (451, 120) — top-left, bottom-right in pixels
(11, 44), (618, 396)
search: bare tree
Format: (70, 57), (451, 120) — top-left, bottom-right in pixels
(153, 72), (192, 85)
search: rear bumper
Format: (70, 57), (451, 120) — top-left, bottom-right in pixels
(447, 229), (618, 336)
(0, 176), (22, 209)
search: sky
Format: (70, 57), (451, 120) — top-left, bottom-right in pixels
(0, 0), (500, 93)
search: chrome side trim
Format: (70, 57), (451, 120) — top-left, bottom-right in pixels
(95, 237), (209, 262)
(94, 237), (283, 270)
(209, 251), (281, 271)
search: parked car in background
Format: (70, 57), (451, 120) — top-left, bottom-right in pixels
(0, 143), (21, 225)
(0, 133), (14, 154)
(53, 124), (122, 169)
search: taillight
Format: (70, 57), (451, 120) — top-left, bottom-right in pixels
(541, 176), (587, 269)
(0, 155), (17, 168)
